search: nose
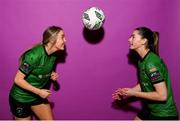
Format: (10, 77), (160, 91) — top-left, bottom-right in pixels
(63, 38), (66, 42)
(128, 38), (131, 42)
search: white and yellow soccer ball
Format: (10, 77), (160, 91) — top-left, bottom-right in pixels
(82, 7), (105, 30)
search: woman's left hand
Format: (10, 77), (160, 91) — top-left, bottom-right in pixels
(120, 88), (136, 97)
(50, 71), (59, 81)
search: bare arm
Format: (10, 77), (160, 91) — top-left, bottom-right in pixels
(134, 81), (167, 101)
(132, 83), (141, 92)
(112, 83), (141, 100)
(122, 81), (167, 101)
(14, 70), (51, 98)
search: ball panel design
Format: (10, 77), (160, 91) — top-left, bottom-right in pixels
(82, 7), (105, 30)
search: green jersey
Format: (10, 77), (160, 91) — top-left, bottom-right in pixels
(138, 51), (178, 117)
(10, 44), (56, 103)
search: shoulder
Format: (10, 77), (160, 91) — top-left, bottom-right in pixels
(146, 52), (161, 63)
(145, 52), (162, 69)
(30, 44), (43, 54)
(25, 44), (43, 56)
(22, 44), (43, 62)
(148, 52), (161, 61)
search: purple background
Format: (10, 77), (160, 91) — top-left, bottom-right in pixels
(0, 0), (179, 120)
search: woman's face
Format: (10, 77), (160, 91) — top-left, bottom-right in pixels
(128, 30), (145, 50)
(54, 30), (66, 50)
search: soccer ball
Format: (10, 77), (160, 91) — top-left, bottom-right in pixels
(82, 7), (105, 30)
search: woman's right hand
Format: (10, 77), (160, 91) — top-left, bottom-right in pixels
(38, 89), (51, 99)
(112, 88), (124, 100)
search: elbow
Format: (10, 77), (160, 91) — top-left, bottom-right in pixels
(159, 94), (167, 101)
(162, 95), (167, 101)
(14, 75), (23, 85)
(14, 70), (25, 85)
(14, 77), (20, 85)
(14, 76), (18, 82)
(14, 76), (19, 83)
(160, 89), (168, 101)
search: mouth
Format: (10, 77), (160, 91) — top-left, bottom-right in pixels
(60, 44), (65, 50)
(56, 44), (64, 50)
(129, 43), (133, 46)
(129, 43), (134, 48)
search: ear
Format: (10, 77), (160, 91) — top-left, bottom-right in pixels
(142, 38), (148, 45)
(49, 38), (56, 45)
(49, 39), (55, 44)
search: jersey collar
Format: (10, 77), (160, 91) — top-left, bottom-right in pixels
(140, 50), (151, 62)
(42, 45), (49, 56)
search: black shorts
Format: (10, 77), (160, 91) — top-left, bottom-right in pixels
(137, 107), (179, 120)
(9, 95), (49, 118)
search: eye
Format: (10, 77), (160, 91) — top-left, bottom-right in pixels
(130, 33), (136, 38)
(61, 35), (65, 39)
(130, 35), (135, 39)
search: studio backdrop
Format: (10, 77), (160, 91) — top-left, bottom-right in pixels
(0, 0), (179, 119)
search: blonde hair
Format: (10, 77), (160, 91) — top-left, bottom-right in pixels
(19, 26), (63, 64)
(42, 26), (63, 45)
(153, 32), (159, 55)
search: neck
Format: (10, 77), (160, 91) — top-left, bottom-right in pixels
(136, 48), (150, 59)
(44, 44), (54, 55)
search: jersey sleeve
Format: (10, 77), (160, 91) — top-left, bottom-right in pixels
(145, 61), (164, 84)
(19, 50), (39, 75)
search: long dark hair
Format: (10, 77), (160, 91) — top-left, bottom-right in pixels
(135, 27), (159, 55)
(19, 26), (63, 63)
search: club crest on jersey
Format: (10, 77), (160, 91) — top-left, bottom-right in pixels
(149, 70), (161, 82)
(16, 107), (24, 116)
(20, 62), (32, 74)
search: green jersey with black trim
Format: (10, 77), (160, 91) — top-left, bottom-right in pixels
(138, 51), (178, 117)
(10, 44), (56, 103)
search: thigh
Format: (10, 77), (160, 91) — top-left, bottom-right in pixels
(14, 116), (31, 120)
(134, 116), (142, 121)
(31, 103), (54, 120)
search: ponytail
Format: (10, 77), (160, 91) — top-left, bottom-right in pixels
(135, 27), (160, 56)
(152, 32), (159, 55)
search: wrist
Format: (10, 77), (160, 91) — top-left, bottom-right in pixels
(133, 91), (139, 97)
(34, 88), (41, 95)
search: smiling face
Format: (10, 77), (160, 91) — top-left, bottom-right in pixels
(53, 30), (66, 51)
(128, 30), (146, 51)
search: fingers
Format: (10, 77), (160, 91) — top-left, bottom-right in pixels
(112, 93), (121, 100)
(118, 88), (134, 97)
(112, 87), (135, 101)
(119, 88), (128, 96)
(42, 89), (52, 95)
(51, 72), (58, 77)
(39, 89), (52, 98)
(44, 89), (51, 94)
(112, 88), (129, 100)
(51, 72), (59, 81)
(51, 74), (58, 79)
(112, 92), (123, 100)
(115, 88), (125, 96)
